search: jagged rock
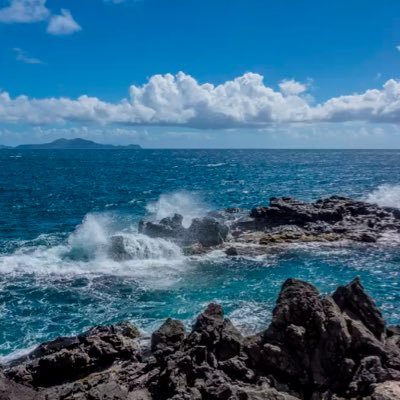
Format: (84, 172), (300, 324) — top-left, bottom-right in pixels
(5, 322), (140, 387)
(246, 278), (400, 398)
(187, 217), (229, 247)
(151, 318), (186, 354)
(137, 195), (400, 251)
(332, 278), (386, 340)
(189, 303), (243, 361)
(246, 196), (400, 246)
(3, 278), (400, 400)
(139, 213), (186, 240)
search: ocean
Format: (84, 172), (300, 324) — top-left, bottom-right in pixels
(1, 149), (400, 360)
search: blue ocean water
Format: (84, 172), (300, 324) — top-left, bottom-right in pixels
(1, 149), (400, 359)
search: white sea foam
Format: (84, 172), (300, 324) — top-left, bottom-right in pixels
(0, 213), (185, 287)
(365, 184), (400, 208)
(0, 345), (37, 365)
(206, 163), (226, 167)
(145, 191), (208, 228)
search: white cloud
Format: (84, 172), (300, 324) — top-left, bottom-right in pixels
(1, 72), (400, 128)
(0, 0), (49, 23)
(46, 9), (81, 35)
(279, 79), (307, 96)
(13, 47), (43, 64)
(315, 79), (400, 123)
(0, 1), (81, 35)
(396, 45), (400, 52)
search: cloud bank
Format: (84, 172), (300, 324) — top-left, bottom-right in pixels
(1, 72), (400, 128)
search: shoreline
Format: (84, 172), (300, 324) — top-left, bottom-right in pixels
(1, 277), (400, 399)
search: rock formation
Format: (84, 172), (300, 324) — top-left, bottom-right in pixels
(1, 278), (400, 399)
(137, 196), (400, 256)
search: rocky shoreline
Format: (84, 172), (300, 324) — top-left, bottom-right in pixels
(1, 278), (400, 400)
(134, 196), (400, 257)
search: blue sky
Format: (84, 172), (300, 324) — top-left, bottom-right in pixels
(1, 0), (400, 148)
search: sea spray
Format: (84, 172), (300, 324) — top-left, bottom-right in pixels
(0, 212), (184, 278)
(365, 184), (400, 208)
(145, 191), (209, 228)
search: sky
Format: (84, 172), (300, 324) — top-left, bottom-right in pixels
(1, 0), (400, 148)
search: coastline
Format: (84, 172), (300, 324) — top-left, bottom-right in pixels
(1, 277), (399, 399)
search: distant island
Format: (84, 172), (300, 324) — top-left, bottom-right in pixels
(1, 138), (142, 150)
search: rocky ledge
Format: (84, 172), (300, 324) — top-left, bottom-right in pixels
(1, 278), (400, 399)
(134, 196), (400, 256)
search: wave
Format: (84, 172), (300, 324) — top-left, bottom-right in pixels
(206, 163), (226, 167)
(365, 184), (400, 209)
(145, 191), (209, 228)
(0, 213), (185, 286)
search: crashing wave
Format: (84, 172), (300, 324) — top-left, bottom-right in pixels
(365, 184), (400, 209)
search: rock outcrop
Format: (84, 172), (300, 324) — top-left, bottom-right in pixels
(2, 278), (400, 399)
(139, 214), (229, 248)
(137, 196), (400, 254)
(245, 196), (400, 245)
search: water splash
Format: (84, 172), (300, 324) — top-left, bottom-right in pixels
(0, 212), (183, 279)
(145, 191), (209, 228)
(365, 184), (400, 208)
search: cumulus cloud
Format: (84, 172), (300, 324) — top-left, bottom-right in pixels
(0, 0), (49, 23)
(13, 47), (43, 64)
(46, 9), (81, 35)
(279, 79), (307, 96)
(1, 72), (400, 128)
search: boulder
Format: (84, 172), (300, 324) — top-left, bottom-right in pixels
(225, 246), (238, 256)
(187, 217), (229, 247)
(139, 213), (185, 240)
(151, 318), (186, 355)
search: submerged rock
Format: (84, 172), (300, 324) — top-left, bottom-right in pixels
(3, 278), (400, 399)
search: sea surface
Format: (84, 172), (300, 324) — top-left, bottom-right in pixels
(1, 149), (400, 360)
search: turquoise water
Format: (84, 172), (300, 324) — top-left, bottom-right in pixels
(1, 149), (400, 359)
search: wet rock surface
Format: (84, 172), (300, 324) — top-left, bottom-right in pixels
(138, 196), (400, 254)
(245, 196), (400, 245)
(2, 278), (400, 400)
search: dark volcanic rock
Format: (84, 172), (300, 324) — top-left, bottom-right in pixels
(5, 322), (140, 388)
(187, 217), (229, 247)
(332, 278), (386, 340)
(139, 214), (229, 248)
(245, 278), (400, 398)
(3, 278), (400, 400)
(225, 246), (238, 256)
(246, 196), (400, 246)
(151, 318), (186, 355)
(138, 195), (400, 251)
(139, 213), (186, 240)
(0, 372), (40, 400)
